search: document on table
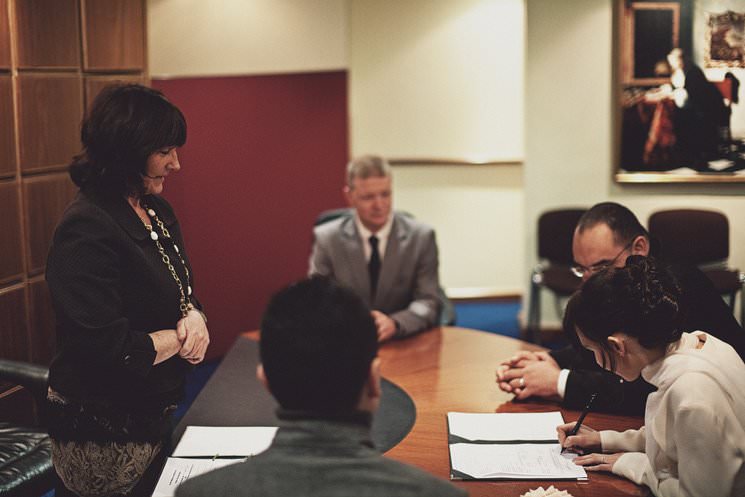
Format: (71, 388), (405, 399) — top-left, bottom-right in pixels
(447, 411), (564, 442)
(172, 426), (278, 457)
(449, 443), (587, 480)
(446, 411), (587, 480)
(152, 457), (243, 497)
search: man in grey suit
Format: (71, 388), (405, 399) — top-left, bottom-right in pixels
(309, 155), (441, 341)
(175, 277), (466, 497)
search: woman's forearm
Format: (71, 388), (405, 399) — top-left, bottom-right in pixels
(149, 329), (183, 365)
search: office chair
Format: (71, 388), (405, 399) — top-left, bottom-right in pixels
(525, 208), (586, 344)
(648, 209), (745, 325)
(313, 208), (455, 326)
(0, 359), (54, 497)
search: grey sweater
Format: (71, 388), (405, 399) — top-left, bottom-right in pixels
(176, 410), (467, 497)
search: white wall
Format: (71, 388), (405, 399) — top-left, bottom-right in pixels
(348, 0), (525, 294)
(525, 0), (745, 327)
(148, 0), (347, 78)
(348, 0), (524, 160)
(393, 165), (524, 295)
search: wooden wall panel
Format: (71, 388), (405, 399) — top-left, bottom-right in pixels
(85, 74), (146, 110)
(28, 277), (54, 365)
(83, 0), (145, 71)
(23, 173), (76, 275)
(0, 285), (29, 362)
(0, 181), (23, 284)
(14, 0), (80, 69)
(0, 0), (10, 68)
(0, 75), (14, 177)
(17, 74), (82, 173)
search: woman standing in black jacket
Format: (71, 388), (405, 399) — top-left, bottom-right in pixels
(46, 84), (209, 497)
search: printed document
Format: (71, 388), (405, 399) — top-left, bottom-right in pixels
(449, 443), (587, 480)
(172, 426), (278, 457)
(447, 411), (564, 442)
(152, 457), (243, 497)
(447, 411), (587, 480)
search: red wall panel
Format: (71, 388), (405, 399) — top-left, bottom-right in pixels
(153, 72), (348, 357)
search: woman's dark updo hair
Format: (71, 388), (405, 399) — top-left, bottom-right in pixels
(565, 255), (683, 371)
(69, 84), (186, 197)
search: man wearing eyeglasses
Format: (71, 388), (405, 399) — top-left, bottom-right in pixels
(497, 202), (745, 415)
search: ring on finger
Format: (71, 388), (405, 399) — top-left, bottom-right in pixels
(518, 377), (525, 388)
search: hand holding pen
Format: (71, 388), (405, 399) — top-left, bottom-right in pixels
(557, 392), (599, 454)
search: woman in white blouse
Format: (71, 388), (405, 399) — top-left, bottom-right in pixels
(557, 256), (745, 497)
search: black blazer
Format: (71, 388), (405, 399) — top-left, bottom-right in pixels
(551, 262), (745, 415)
(47, 191), (200, 412)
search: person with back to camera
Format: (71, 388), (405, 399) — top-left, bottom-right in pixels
(556, 256), (745, 497)
(176, 277), (466, 497)
(46, 84), (209, 497)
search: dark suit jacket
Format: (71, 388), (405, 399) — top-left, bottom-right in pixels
(176, 411), (467, 497)
(46, 190), (199, 413)
(308, 212), (441, 337)
(552, 263), (745, 415)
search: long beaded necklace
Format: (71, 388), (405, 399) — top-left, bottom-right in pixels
(140, 201), (193, 318)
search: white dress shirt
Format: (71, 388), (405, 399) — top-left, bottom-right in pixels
(354, 213), (394, 261)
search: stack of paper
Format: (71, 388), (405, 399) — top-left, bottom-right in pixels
(447, 412), (587, 481)
(153, 426), (278, 497)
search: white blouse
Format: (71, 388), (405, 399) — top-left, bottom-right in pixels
(600, 332), (745, 497)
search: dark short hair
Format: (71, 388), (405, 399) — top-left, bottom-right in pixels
(260, 277), (378, 412)
(566, 255), (682, 372)
(576, 202), (649, 246)
(69, 84), (186, 196)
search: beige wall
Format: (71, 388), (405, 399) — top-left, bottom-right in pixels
(147, 0), (529, 295)
(148, 0), (347, 77)
(348, 0), (525, 294)
(525, 0), (745, 327)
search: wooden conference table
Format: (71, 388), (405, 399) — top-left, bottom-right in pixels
(369, 326), (648, 497)
(211, 327), (648, 497)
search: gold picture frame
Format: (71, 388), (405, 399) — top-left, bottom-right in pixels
(615, 0), (745, 183)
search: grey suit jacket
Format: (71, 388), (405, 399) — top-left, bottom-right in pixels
(308, 212), (441, 337)
(175, 413), (467, 497)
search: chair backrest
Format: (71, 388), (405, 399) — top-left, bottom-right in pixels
(537, 209), (587, 265)
(314, 207), (354, 226)
(0, 360), (49, 411)
(648, 209), (730, 265)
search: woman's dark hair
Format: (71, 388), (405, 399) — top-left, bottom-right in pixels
(565, 255), (683, 372)
(69, 84), (186, 197)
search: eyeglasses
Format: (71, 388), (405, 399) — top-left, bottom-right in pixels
(571, 241), (634, 279)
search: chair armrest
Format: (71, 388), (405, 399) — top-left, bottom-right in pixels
(0, 360), (49, 399)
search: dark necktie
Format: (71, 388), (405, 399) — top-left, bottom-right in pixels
(368, 235), (381, 298)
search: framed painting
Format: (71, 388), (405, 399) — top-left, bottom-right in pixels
(615, 0), (745, 183)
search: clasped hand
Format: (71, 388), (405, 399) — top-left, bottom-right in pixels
(371, 310), (397, 342)
(556, 422), (621, 472)
(495, 350), (561, 400)
(176, 309), (210, 364)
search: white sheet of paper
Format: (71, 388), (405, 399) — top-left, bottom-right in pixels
(172, 426), (278, 457)
(449, 443), (587, 480)
(152, 457), (243, 497)
(447, 411), (564, 442)
(708, 159), (733, 171)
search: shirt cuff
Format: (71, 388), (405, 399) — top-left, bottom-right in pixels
(556, 369), (570, 399)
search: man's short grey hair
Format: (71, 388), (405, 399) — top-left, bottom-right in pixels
(346, 155), (391, 189)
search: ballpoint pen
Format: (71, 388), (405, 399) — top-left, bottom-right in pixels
(561, 392), (598, 454)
